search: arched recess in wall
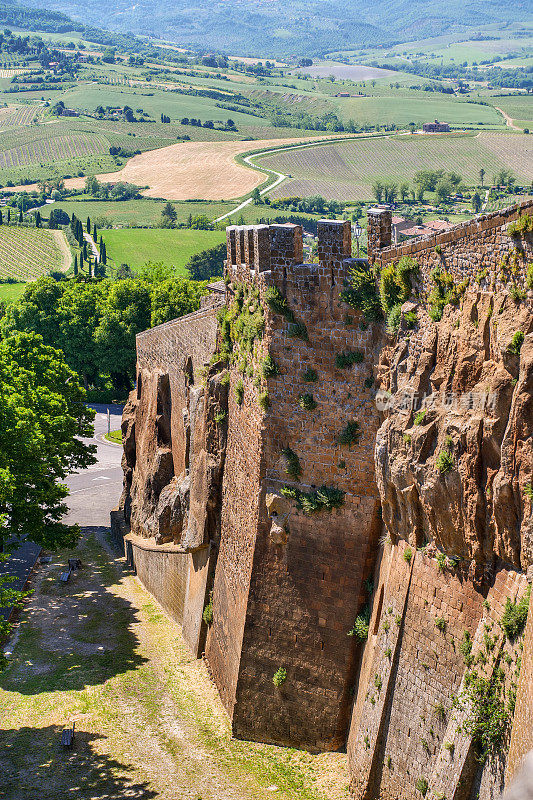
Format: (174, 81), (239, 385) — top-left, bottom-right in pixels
(156, 373), (172, 448)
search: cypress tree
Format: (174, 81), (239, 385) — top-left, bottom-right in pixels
(7, 209), (10, 223)
(87, 216), (91, 232)
(36, 210), (41, 228)
(93, 223), (97, 239)
(18, 208), (23, 223)
(88, 259), (92, 278)
(73, 254), (78, 275)
(0, 210), (3, 225)
(80, 251), (84, 270)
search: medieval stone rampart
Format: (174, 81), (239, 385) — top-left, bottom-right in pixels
(113, 199), (532, 795)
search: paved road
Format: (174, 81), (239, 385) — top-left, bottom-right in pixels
(64, 405), (124, 527)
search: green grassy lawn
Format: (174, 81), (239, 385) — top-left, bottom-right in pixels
(105, 430), (122, 444)
(0, 281), (26, 303)
(100, 227), (226, 272)
(41, 198), (235, 227)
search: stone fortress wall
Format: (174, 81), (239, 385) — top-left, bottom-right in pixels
(113, 197), (533, 797)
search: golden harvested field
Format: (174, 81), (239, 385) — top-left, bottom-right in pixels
(93, 136), (359, 200)
(5, 134), (356, 200)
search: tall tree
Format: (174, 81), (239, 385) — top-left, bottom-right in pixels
(479, 168), (485, 188)
(0, 331), (96, 551)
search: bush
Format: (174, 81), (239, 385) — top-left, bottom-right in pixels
(281, 447), (301, 480)
(337, 420), (361, 446)
(202, 595), (213, 625)
(299, 393), (316, 410)
(501, 586), (530, 640)
(272, 667), (287, 687)
(435, 617), (446, 632)
(297, 486), (345, 514)
(414, 410), (426, 426)
(259, 390), (270, 410)
(348, 605), (370, 640)
(262, 354), (279, 378)
(436, 449), (454, 474)
(302, 367), (318, 382)
(265, 286), (294, 321)
(508, 331), (525, 355)
(386, 304), (402, 333)
(234, 379), (244, 405)
(335, 350), (364, 369)
(340, 262), (382, 321)
(403, 546), (412, 564)
(287, 320), (308, 340)
(509, 284), (526, 303)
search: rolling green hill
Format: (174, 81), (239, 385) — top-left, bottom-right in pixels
(20, 0), (533, 58)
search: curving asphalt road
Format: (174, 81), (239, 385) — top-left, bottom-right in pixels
(64, 405), (124, 528)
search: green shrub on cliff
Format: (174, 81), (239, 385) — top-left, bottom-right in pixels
(340, 262), (382, 321)
(348, 605), (370, 640)
(508, 330), (525, 355)
(272, 667), (287, 687)
(501, 586), (530, 641)
(436, 448), (454, 474)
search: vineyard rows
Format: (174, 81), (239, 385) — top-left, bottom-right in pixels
(0, 105), (40, 129)
(260, 133), (530, 200)
(0, 227), (68, 281)
(0, 133), (109, 169)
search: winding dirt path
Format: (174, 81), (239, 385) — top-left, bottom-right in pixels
(494, 106), (521, 131)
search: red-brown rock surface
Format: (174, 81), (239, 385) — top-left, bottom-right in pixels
(375, 290), (533, 581)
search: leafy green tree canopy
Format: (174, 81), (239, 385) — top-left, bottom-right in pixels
(0, 331), (96, 551)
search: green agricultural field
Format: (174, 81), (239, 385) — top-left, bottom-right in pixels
(0, 225), (70, 280)
(257, 132), (533, 201)
(0, 280), (25, 303)
(41, 198), (236, 227)
(491, 96), (533, 127)
(100, 228), (226, 272)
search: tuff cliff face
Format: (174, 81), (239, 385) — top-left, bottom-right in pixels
(375, 291), (533, 581)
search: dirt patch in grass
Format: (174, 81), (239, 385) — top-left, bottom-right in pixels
(0, 528), (350, 800)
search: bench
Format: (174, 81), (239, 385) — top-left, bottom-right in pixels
(61, 722), (75, 748)
(59, 570), (71, 583)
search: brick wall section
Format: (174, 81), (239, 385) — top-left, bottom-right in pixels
(205, 220), (383, 750)
(506, 588), (533, 783)
(376, 198), (533, 291)
(135, 307), (220, 478)
(204, 382), (265, 717)
(348, 544), (528, 800)
(125, 532), (191, 623)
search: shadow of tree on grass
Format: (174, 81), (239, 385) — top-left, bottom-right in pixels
(0, 724), (158, 800)
(0, 526), (147, 695)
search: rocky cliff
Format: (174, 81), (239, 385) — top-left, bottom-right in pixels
(375, 290), (532, 582)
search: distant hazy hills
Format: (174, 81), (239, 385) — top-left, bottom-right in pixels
(15, 0), (533, 57)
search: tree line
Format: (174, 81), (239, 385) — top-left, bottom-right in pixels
(0, 272), (208, 393)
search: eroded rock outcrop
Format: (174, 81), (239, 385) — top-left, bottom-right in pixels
(375, 290), (533, 581)
(120, 361), (228, 551)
